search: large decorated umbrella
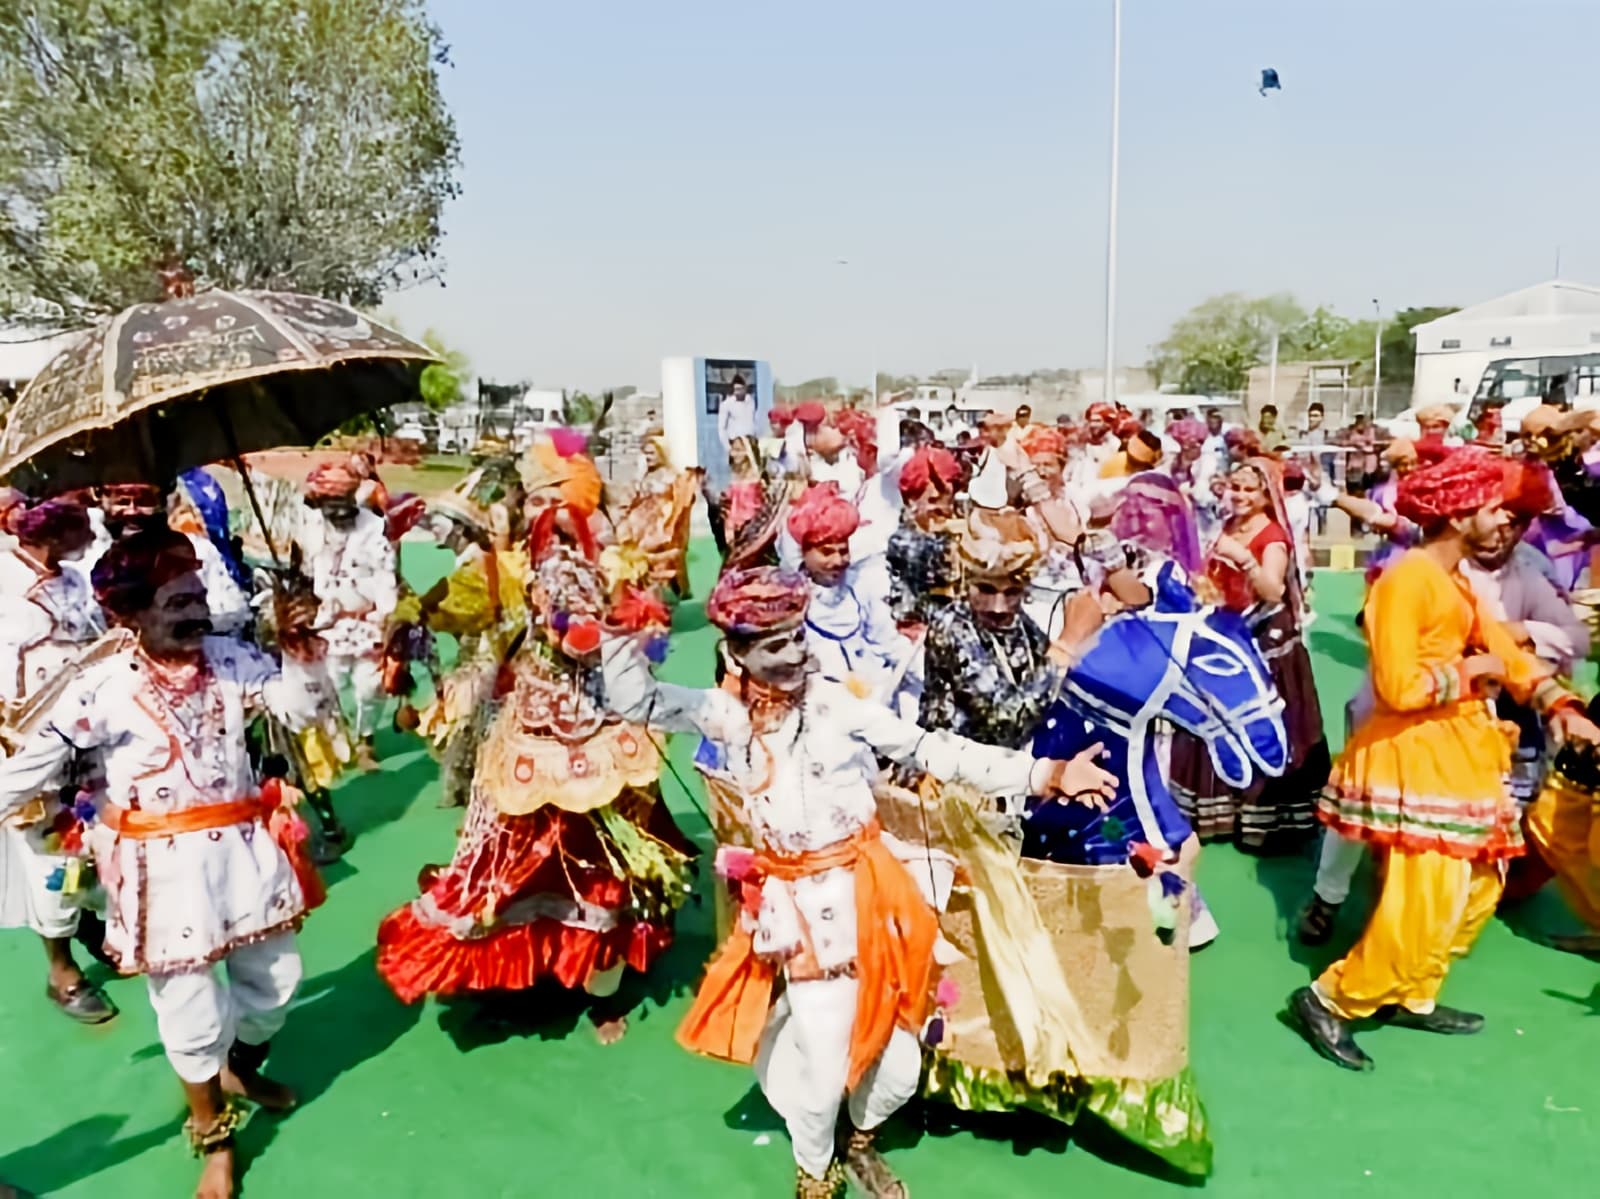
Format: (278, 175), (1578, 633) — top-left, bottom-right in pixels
(0, 286), (438, 492)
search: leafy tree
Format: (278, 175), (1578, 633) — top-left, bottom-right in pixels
(1379, 306), (1459, 385)
(1284, 305), (1353, 361)
(0, 0), (461, 322)
(1152, 292), (1305, 392)
(417, 327), (470, 413)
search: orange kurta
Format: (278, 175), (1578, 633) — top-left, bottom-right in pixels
(1318, 548), (1560, 862)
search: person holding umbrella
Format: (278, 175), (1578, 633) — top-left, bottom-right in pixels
(0, 526), (328, 1199)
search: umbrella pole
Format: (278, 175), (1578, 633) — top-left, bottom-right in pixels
(215, 403), (285, 569)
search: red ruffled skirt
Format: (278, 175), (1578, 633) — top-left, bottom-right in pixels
(377, 791), (691, 1004)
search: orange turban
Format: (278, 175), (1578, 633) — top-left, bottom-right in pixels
(520, 436), (603, 517)
(1501, 460), (1557, 520)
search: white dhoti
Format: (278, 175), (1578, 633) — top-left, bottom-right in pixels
(0, 822), (80, 939)
(755, 976), (923, 1179)
(145, 932), (303, 1083)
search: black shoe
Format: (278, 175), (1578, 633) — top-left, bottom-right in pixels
(46, 979), (117, 1025)
(1289, 986), (1372, 1071)
(73, 912), (119, 971)
(1382, 1005), (1485, 1035)
(1297, 895), (1340, 946)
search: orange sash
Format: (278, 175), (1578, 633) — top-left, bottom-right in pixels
(100, 799), (262, 839)
(676, 820), (938, 1090)
(100, 794), (325, 912)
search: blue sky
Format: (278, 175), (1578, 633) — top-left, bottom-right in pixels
(387, 0), (1600, 392)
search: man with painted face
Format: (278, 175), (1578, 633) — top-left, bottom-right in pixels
(0, 497), (115, 1024)
(921, 510), (1097, 756)
(298, 462), (398, 769)
(787, 483), (910, 707)
(0, 527), (326, 1199)
(600, 566), (1115, 1199)
(1291, 451), (1600, 1071)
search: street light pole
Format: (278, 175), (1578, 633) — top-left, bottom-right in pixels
(1371, 298), (1383, 418)
(1102, 0), (1123, 410)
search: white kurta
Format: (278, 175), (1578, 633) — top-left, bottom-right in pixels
(0, 549), (104, 937)
(304, 508), (398, 658)
(803, 566), (913, 707)
(601, 639), (1038, 1174)
(0, 637), (320, 974)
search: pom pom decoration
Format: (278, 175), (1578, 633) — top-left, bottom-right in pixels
(561, 617), (602, 658)
(547, 426), (589, 458)
(644, 634), (670, 664)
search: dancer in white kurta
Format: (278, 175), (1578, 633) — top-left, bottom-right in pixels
(785, 484), (911, 708)
(0, 528), (325, 1199)
(601, 566), (1115, 1198)
(299, 462), (398, 763)
(0, 498), (117, 1023)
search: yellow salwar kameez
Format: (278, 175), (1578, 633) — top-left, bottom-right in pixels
(1525, 770), (1600, 929)
(1315, 548), (1572, 1018)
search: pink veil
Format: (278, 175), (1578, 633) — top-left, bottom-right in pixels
(1110, 472), (1204, 577)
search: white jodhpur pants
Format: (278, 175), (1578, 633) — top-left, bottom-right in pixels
(755, 975), (923, 1179)
(1313, 829), (1367, 906)
(327, 651), (386, 739)
(145, 932), (303, 1083)
(0, 823), (81, 939)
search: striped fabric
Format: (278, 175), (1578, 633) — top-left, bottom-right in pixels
(1318, 783), (1524, 861)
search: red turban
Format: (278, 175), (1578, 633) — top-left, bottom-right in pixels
(787, 482), (860, 549)
(1019, 426), (1067, 462)
(831, 407), (879, 475)
(767, 405), (797, 434)
(898, 446), (961, 499)
(91, 527), (200, 619)
(1223, 427), (1259, 451)
(1114, 416), (1143, 440)
(305, 462), (361, 500)
(1502, 460), (1557, 519)
(1413, 433), (1451, 467)
(1394, 449), (1504, 525)
(793, 401), (828, 428)
(708, 566), (810, 636)
(1086, 402), (1117, 424)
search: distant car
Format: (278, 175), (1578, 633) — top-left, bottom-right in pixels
(393, 422), (430, 447)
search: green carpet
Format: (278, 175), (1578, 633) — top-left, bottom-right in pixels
(1, 548), (1596, 1197)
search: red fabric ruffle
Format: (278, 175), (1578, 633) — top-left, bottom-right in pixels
(375, 905), (674, 1004)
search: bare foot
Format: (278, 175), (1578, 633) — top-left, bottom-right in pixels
(194, 1146), (234, 1199)
(221, 1065), (298, 1112)
(354, 742), (381, 772)
(592, 1015), (627, 1045)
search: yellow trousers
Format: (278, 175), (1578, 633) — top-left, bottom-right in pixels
(1315, 848), (1502, 1019)
(1525, 778), (1600, 929)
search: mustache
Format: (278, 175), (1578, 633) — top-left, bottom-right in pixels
(173, 618), (214, 640)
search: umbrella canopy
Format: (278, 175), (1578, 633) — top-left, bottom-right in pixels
(0, 289), (438, 490)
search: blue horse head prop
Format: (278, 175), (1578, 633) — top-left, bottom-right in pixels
(1029, 575), (1287, 865)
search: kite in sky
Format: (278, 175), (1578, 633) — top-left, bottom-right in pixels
(1259, 68), (1281, 96)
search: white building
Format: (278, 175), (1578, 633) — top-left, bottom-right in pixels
(1411, 279), (1600, 403)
